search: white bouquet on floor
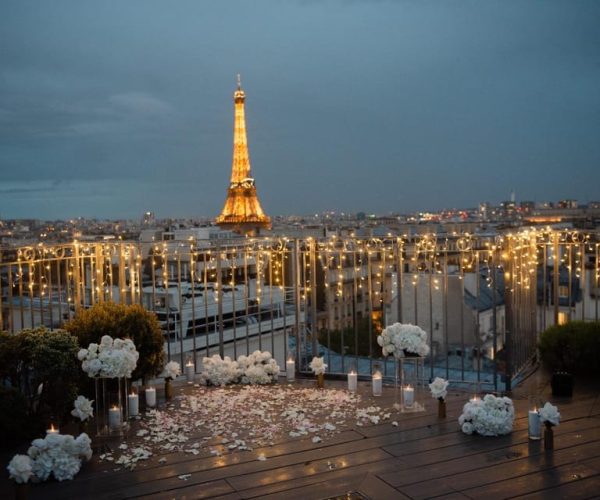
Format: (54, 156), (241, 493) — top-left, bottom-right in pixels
(458, 394), (514, 436)
(7, 432), (93, 483)
(199, 354), (241, 386)
(238, 351), (280, 384)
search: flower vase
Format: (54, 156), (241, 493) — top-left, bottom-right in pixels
(78, 420), (90, 436)
(165, 378), (173, 400)
(438, 399), (446, 419)
(317, 373), (324, 389)
(544, 423), (554, 450)
(15, 482), (28, 500)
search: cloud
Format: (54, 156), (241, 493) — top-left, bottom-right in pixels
(108, 92), (174, 116)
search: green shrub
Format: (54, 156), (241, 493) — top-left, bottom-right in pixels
(539, 321), (600, 375)
(63, 302), (165, 382)
(0, 328), (80, 442)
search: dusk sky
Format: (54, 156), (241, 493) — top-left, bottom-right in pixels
(1, 0), (599, 220)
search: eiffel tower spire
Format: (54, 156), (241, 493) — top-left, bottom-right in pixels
(216, 76), (271, 235)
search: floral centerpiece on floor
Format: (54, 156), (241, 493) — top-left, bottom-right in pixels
(7, 432), (92, 484)
(238, 351), (280, 384)
(78, 335), (139, 378)
(199, 354), (241, 386)
(539, 401), (560, 450)
(309, 356), (327, 388)
(377, 323), (430, 358)
(429, 377), (449, 418)
(161, 360), (181, 399)
(458, 394), (514, 436)
(162, 361), (181, 380)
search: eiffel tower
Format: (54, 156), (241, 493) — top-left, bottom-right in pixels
(216, 76), (271, 235)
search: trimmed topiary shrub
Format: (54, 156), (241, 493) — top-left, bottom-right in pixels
(0, 328), (80, 443)
(63, 302), (165, 383)
(539, 321), (600, 376)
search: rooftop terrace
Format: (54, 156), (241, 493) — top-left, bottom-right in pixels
(2, 367), (598, 500)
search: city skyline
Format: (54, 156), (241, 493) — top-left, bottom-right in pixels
(1, 1), (599, 220)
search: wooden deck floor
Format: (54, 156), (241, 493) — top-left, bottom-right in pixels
(2, 371), (599, 500)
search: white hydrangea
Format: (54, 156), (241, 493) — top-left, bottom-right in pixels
(458, 394), (514, 436)
(7, 454), (33, 484)
(377, 323), (430, 358)
(79, 336), (139, 378)
(238, 351), (280, 384)
(199, 355), (241, 386)
(24, 432), (92, 482)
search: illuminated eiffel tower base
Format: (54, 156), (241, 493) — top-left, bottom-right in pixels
(216, 76), (271, 236)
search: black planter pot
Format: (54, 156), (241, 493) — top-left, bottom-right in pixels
(551, 372), (573, 397)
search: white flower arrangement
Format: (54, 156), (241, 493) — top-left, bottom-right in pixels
(538, 402), (560, 426)
(458, 394), (514, 436)
(7, 454), (33, 484)
(429, 377), (449, 401)
(309, 356), (327, 375)
(237, 351), (280, 385)
(78, 335), (139, 379)
(377, 323), (430, 358)
(199, 351), (282, 386)
(10, 432), (93, 483)
(162, 360), (181, 380)
(199, 354), (241, 386)
(71, 395), (94, 422)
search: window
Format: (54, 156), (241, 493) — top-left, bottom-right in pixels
(558, 285), (569, 298)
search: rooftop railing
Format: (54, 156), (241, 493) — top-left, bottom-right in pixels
(1, 229), (598, 391)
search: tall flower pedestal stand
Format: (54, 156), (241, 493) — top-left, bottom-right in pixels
(95, 378), (129, 438)
(398, 356), (425, 413)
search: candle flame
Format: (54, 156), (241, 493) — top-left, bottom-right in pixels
(49, 424), (56, 432)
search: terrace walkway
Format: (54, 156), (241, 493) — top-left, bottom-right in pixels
(1, 369), (599, 500)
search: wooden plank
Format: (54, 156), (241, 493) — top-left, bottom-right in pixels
(356, 473), (411, 500)
(235, 458), (403, 499)
(226, 448), (394, 491)
(130, 479), (236, 500)
(514, 474), (600, 500)
(383, 423), (600, 488)
(463, 462), (600, 500)
(398, 437), (600, 499)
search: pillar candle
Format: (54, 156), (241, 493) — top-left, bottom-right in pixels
(108, 406), (121, 430)
(145, 387), (156, 408)
(372, 373), (382, 396)
(347, 371), (358, 392)
(528, 410), (541, 440)
(128, 393), (139, 417)
(185, 362), (195, 383)
(403, 385), (414, 407)
(286, 359), (295, 382)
